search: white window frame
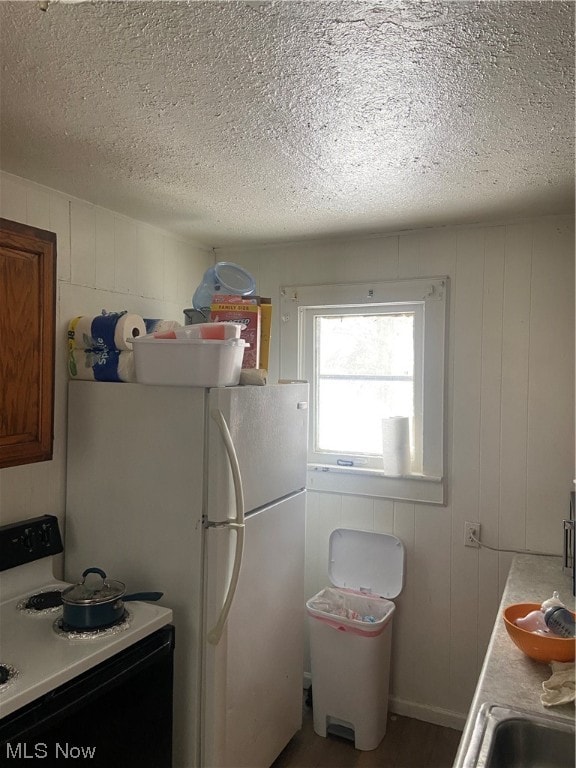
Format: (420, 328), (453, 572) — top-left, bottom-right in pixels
(280, 277), (448, 505)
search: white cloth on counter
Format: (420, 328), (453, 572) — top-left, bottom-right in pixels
(540, 661), (575, 707)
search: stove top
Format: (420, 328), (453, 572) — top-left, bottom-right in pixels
(0, 515), (173, 721)
(0, 583), (173, 719)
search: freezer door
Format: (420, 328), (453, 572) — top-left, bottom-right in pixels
(202, 491), (305, 768)
(207, 383), (308, 519)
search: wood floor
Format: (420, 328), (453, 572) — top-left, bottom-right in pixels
(272, 694), (463, 768)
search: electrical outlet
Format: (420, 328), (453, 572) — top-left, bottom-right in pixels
(465, 522), (481, 548)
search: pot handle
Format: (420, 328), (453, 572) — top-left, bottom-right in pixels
(122, 592), (164, 602)
(81, 567), (107, 581)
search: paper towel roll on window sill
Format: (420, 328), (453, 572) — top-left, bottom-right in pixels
(381, 416), (412, 476)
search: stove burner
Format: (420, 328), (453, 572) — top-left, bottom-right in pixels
(53, 610), (132, 640)
(0, 664), (19, 689)
(16, 588), (64, 615)
(24, 590), (63, 611)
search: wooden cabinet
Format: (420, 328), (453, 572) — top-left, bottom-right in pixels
(0, 218), (56, 468)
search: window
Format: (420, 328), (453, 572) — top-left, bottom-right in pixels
(280, 277), (448, 504)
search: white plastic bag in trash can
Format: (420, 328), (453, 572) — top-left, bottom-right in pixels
(306, 587), (395, 637)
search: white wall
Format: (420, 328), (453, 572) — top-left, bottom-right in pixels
(0, 171), (213, 539)
(2, 169), (573, 729)
(218, 215), (575, 728)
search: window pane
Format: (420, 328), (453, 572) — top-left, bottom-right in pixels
(317, 379), (413, 453)
(315, 313), (415, 456)
(317, 314), (414, 377)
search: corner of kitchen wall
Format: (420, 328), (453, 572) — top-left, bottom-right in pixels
(217, 214), (575, 726)
(0, 170), (213, 532)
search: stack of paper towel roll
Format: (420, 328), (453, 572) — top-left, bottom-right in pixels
(67, 312), (180, 383)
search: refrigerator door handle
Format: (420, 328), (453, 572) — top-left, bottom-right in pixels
(206, 408), (246, 646)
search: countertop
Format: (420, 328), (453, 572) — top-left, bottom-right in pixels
(453, 554), (575, 767)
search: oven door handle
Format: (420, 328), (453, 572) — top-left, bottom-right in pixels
(206, 408), (245, 646)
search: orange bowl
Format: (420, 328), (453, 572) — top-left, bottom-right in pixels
(503, 603), (575, 663)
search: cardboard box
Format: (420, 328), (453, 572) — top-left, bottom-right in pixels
(210, 296), (261, 368)
(259, 298), (272, 371)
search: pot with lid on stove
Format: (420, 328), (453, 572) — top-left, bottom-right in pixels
(61, 567), (163, 630)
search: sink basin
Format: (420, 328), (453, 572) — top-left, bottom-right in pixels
(463, 704), (575, 768)
(488, 716), (574, 768)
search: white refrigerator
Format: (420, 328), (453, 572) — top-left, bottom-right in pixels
(65, 380), (308, 768)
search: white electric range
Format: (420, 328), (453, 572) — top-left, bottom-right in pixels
(0, 515), (174, 767)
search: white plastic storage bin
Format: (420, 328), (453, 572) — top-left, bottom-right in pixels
(306, 528), (405, 751)
(132, 335), (247, 387)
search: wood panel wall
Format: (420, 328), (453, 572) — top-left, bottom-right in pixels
(218, 215), (574, 728)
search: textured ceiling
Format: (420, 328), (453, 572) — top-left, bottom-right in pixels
(0, 0), (573, 247)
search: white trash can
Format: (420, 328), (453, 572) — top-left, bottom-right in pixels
(306, 528), (405, 751)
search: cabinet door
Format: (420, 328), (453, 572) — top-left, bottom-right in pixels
(0, 218), (56, 468)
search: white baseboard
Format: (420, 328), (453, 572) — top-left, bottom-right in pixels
(388, 696), (466, 731)
(303, 673), (465, 732)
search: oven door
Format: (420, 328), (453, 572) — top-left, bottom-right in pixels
(0, 625), (174, 768)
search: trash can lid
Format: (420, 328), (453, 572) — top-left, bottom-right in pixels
(328, 528), (405, 599)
